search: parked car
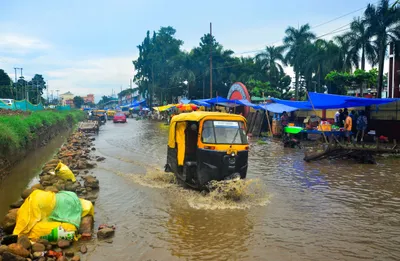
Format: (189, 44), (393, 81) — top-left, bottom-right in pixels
(113, 112), (127, 123)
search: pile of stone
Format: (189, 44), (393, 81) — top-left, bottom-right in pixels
(0, 235), (85, 261)
(0, 130), (111, 261)
(39, 131), (101, 204)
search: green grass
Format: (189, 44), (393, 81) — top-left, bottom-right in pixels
(0, 110), (84, 153)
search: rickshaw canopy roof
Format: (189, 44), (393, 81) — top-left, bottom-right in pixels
(170, 111), (245, 123)
(168, 111), (246, 148)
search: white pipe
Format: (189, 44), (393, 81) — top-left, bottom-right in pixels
(392, 44), (395, 98)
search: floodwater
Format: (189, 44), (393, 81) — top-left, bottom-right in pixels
(0, 130), (71, 216)
(2, 120), (400, 261)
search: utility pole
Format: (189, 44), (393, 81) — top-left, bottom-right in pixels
(209, 22), (213, 98)
(46, 81), (49, 105)
(56, 90), (59, 105)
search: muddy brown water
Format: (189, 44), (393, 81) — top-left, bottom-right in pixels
(1, 120), (400, 261)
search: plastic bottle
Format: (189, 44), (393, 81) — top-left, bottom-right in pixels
(40, 226), (75, 242)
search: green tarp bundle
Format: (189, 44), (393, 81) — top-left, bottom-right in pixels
(49, 191), (82, 228)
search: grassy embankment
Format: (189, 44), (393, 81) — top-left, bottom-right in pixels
(0, 110), (85, 154)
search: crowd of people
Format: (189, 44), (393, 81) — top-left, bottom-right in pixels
(335, 108), (368, 142)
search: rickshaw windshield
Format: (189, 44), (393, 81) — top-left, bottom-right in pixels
(201, 120), (248, 144)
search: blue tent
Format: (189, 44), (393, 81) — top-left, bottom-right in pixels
(191, 99), (212, 107)
(203, 96), (231, 104)
(271, 92), (398, 110)
(129, 99), (146, 108)
(258, 103), (299, 113)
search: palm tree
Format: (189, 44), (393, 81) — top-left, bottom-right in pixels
(345, 17), (377, 70)
(255, 46), (286, 87)
(334, 35), (357, 72)
(303, 39), (343, 92)
(364, 0), (400, 97)
(283, 24), (316, 99)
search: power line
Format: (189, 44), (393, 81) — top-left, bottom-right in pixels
(233, 1), (382, 56)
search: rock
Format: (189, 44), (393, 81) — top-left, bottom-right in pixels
(21, 188), (34, 199)
(38, 257), (46, 261)
(65, 183), (80, 192)
(40, 175), (53, 182)
(83, 176), (99, 189)
(2, 208), (19, 234)
(79, 245), (87, 254)
(9, 199), (24, 209)
(45, 186), (59, 193)
(17, 235), (31, 250)
(47, 159), (60, 165)
(33, 251), (44, 258)
(77, 160), (87, 169)
(64, 250), (74, 257)
(46, 245), (52, 251)
(0, 245), (8, 254)
(86, 162), (96, 168)
(56, 257), (68, 261)
(105, 239), (113, 244)
(97, 228), (115, 240)
(78, 216), (93, 235)
(96, 157), (105, 162)
(31, 184), (44, 190)
(71, 256), (81, 261)
(83, 170), (89, 174)
(31, 243), (45, 252)
(7, 243), (30, 257)
(36, 239), (48, 246)
(91, 147), (96, 151)
(1, 251), (26, 261)
(57, 240), (70, 249)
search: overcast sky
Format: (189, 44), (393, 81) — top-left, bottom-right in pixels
(0, 0), (374, 101)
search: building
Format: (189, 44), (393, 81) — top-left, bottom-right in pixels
(82, 94), (95, 104)
(59, 91), (74, 106)
(388, 42), (400, 98)
(118, 88), (141, 105)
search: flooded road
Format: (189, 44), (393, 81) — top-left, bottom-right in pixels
(1, 120), (400, 260)
(88, 120), (400, 261)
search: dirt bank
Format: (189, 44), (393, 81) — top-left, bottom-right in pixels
(0, 111), (85, 181)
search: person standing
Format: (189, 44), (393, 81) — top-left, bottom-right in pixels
(355, 110), (368, 142)
(280, 111), (289, 137)
(344, 111), (352, 143)
(339, 108), (348, 128)
(349, 110), (358, 134)
(335, 109), (342, 126)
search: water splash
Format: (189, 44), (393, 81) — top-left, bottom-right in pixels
(124, 166), (269, 209)
(186, 178), (269, 210)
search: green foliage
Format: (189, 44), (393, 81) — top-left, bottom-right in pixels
(325, 68), (378, 94)
(246, 80), (280, 98)
(0, 69), (13, 98)
(73, 96), (84, 108)
(0, 110), (84, 154)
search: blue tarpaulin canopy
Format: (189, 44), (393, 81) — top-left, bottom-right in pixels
(191, 99), (212, 107)
(271, 92), (398, 110)
(258, 103), (299, 113)
(129, 100), (146, 108)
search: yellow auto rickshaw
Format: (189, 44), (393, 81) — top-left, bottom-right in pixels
(165, 111), (249, 190)
(107, 110), (116, 120)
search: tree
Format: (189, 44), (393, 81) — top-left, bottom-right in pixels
(325, 68), (378, 95)
(73, 96), (84, 108)
(255, 46), (286, 88)
(0, 69), (12, 98)
(283, 24), (316, 99)
(345, 17), (377, 70)
(364, 0), (400, 97)
(246, 80), (280, 98)
(28, 74), (46, 104)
